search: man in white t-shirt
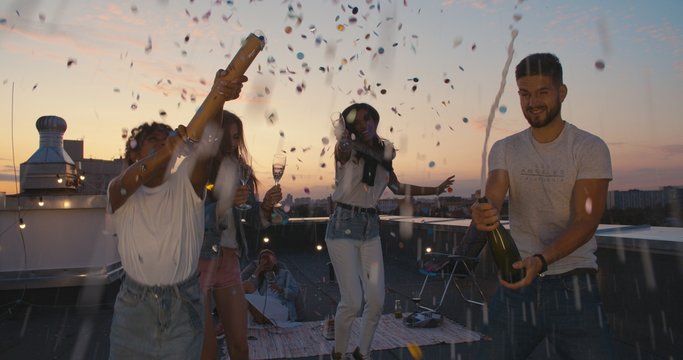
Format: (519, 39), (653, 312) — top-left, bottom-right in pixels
(472, 53), (616, 359)
(107, 70), (247, 359)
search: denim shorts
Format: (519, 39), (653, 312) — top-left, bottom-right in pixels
(198, 247), (242, 293)
(324, 206), (380, 241)
(109, 273), (204, 359)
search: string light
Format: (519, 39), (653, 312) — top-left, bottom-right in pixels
(79, 174), (85, 181)
(316, 244), (323, 251)
(19, 218), (26, 229)
(263, 236), (270, 243)
(38, 196), (44, 207)
(425, 247), (432, 253)
(56, 174), (63, 184)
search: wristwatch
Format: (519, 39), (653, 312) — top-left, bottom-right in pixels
(533, 254), (548, 275)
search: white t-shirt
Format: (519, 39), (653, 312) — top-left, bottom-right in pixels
(489, 122), (612, 275)
(331, 141), (393, 208)
(109, 158), (204, 285)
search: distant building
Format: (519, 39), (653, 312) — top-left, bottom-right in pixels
(607, 187), (683, 210)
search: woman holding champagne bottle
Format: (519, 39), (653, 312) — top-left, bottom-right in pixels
(198, 111), (283, 360)
(325, 103), (454, 360)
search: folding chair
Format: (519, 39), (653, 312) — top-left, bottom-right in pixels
(413, 224), (488, 310)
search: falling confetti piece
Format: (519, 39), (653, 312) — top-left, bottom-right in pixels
(285, 26), (292, 34)
(428, 161), (436, 168)
(296, 52), (304, 60)
(499, 105), (507, 113)
(39, 13), (46, 22)
(321, 137), (330, 145)
(435, 124), (441, 130)
(131, 103), (138, 110)
(144, 36), (153, 54)
(337, 24), (345, 31)
(67, 58), (77, 67)
(595, 60), (605, 70)
(304, 187), (310, 194)
(462, 117), (469, 123)
(159, 110), (167, 118)
(279, 130), (285, 137)
(184, 34), (190, 42)
(32, 84), (38, 91)
(131, 5), (138, 13)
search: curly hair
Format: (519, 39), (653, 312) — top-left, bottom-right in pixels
(124, 122), (172, 165)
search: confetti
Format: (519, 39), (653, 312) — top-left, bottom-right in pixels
(595, 60), (605, 70)
(144, 36), (152, 54)
(428, 161), (436, 168)
(499, 105), (507, 113)
(67, 58), (77, 67)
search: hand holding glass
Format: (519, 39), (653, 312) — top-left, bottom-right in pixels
(235, 161), (252, 211)
(272, 154), (286, 207)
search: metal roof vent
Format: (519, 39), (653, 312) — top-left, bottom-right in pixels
(20, 115), (79, 193)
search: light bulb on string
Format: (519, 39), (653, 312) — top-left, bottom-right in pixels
(425, 247), (432, 253)
(38, 196), (44, 207)
(263, 236), (270, 244)
(19, 218), (26, 229)
(56, 174), (63, 184)
(316, 244), (323, 251)
(79, 174), (85, 181)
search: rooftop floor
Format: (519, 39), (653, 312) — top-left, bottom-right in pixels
(1, 216), (681, 359)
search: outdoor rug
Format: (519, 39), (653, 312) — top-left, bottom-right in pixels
(247, 313), (482, 359)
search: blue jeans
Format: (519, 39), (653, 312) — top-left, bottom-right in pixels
(109, 273), (204, 359)
(477, 271), (615, 360)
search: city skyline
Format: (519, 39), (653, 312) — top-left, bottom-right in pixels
(2, 0), (682, 199)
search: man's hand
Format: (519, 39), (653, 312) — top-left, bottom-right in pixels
(499, 256), (545, 289)
(471, 200), (500, 232)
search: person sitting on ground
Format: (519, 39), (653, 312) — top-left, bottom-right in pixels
(242, 249), (301, 322)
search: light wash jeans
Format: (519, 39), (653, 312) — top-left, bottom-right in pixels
(326, 231), (385, 355)
(476, 271), (616, 360)
(109, 273), (203, 359)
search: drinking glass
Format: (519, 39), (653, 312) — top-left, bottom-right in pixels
(235, 160), (252, 211)
(272, 153), (286, 207)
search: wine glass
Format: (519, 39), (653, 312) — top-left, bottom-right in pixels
(235, 160), (252, 211)
(272, 153), (287, 207)
(330, 112), (351, 152)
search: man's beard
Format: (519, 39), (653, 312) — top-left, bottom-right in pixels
(525, 102), (561, 129)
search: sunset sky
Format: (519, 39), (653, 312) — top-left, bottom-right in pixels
(1, 0), (682, 199)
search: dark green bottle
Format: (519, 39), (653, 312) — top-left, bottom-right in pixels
(479, 197), (525, 283)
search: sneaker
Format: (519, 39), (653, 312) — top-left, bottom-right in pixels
(352, 347), (372, 360)
(215, 322), (225, 339)
(330, 349), (343, 360)
(322, 317), (335, 340)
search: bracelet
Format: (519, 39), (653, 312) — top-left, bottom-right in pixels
(533, 254), (548, 274)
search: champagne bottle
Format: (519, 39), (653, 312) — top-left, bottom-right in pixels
(479, 197), (525, 283)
